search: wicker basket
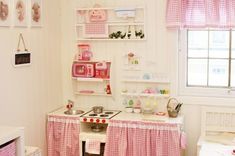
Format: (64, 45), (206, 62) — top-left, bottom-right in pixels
(167, 98), (182, 118)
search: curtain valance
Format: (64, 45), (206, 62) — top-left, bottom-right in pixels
(166, 0), (235, 29)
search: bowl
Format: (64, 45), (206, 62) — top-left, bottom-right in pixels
(64, 109), (84, 115)
(133, 107), (141, 113)
(142, 108), (153, 114)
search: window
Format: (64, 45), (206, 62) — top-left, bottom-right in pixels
(179, 30), (235, 97)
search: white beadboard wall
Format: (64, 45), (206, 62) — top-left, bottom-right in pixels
(61, 0), (235, 156)
(0, 0), (62, 155)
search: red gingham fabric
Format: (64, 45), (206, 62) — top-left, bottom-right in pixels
(84, 23), (107, 36)
(104, 120), (181, 156)
(85, 139), (101, 154)
(47, 115), (80, 156)
(0, 141), (16, 156)
(166, 0), (235, 29)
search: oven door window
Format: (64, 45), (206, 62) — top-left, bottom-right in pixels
(82, 141), (105, 156)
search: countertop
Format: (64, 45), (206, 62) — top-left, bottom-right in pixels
(112, 111), (184, 124)
(48, 107), (184, 124)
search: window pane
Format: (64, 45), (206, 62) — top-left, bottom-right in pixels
(231, 31), (235, 59)
(188, 49), (208, 58)
(188, 31), (208, 57)
(188, 59), (207, 86)
(231, 60), (235, 87)
(209, 31), (229, 58)
(208, 59), (229, 87)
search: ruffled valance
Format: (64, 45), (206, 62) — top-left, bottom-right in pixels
(166, 0), (235, 29)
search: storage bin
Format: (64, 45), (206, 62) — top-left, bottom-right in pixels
(0, 140), (16, 156)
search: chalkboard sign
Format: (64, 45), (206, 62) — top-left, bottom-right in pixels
(13, 52), (31, 67)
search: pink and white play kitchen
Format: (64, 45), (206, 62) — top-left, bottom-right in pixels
(47, 98), (185, 156)
(47, 4), (185, 156)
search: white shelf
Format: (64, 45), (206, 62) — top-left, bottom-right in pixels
(74, 60), (111, 63)
(76, 22), (144, 26)
(77, 38), (146, 41)
(121, 92), (170, 98)
(76, 6), (144, 11)
(75, 78), (110, 82)
(75, 92), (112, 97)
(122, 68), (142, 71)
(122, 79), (170, 83)
(76, 5), (146, 42)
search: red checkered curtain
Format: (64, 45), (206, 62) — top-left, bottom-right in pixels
(104, 120), (182, 156)
(47, 115), (80, 156)
(166, 0), (235, 29)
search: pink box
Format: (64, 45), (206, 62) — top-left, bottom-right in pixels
(95, 62), (111, 79)
(0, 140), (16, 156)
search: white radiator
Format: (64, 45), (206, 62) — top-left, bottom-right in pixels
(197, 106), (235, 156)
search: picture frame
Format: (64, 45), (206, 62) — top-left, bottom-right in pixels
(30, 0), (42, 27)
(13, 0), (28, 27)
(0, 0), (11, 27)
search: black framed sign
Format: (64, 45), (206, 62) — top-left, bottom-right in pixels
(13, 51), (31, 67)
(13, 33), (31, 67)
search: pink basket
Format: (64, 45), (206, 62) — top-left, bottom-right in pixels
(0, 140), (16, 156)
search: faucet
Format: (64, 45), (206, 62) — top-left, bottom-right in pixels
(66, 100), (74, 110)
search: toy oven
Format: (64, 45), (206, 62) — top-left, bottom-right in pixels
(72, 62), (95, 78)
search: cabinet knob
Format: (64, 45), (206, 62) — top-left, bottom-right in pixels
(102, 119), (106, 123)
(96, 119), (100, 123)
(83, 118), (87, 122)
(90, 118), (94, 122)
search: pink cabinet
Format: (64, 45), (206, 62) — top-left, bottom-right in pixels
(47, 115), (80, 156)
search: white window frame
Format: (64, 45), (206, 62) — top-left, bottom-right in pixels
(178, 29), (235, 98)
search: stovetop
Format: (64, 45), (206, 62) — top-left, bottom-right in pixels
(81, 110), (121, 119)
(80, 110), (121, 123)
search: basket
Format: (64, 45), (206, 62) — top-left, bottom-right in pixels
(167, 98), (182, 118)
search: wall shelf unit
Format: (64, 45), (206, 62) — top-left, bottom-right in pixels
(72, 60), (113, 97)
(75, 6), (146, 41)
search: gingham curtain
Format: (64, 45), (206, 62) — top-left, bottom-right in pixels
(166, 0), (235, 29)
(47, 115), (80, 156)
(104, 120), (182, 156)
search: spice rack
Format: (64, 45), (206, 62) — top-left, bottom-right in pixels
(75, 6), (146, 41)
